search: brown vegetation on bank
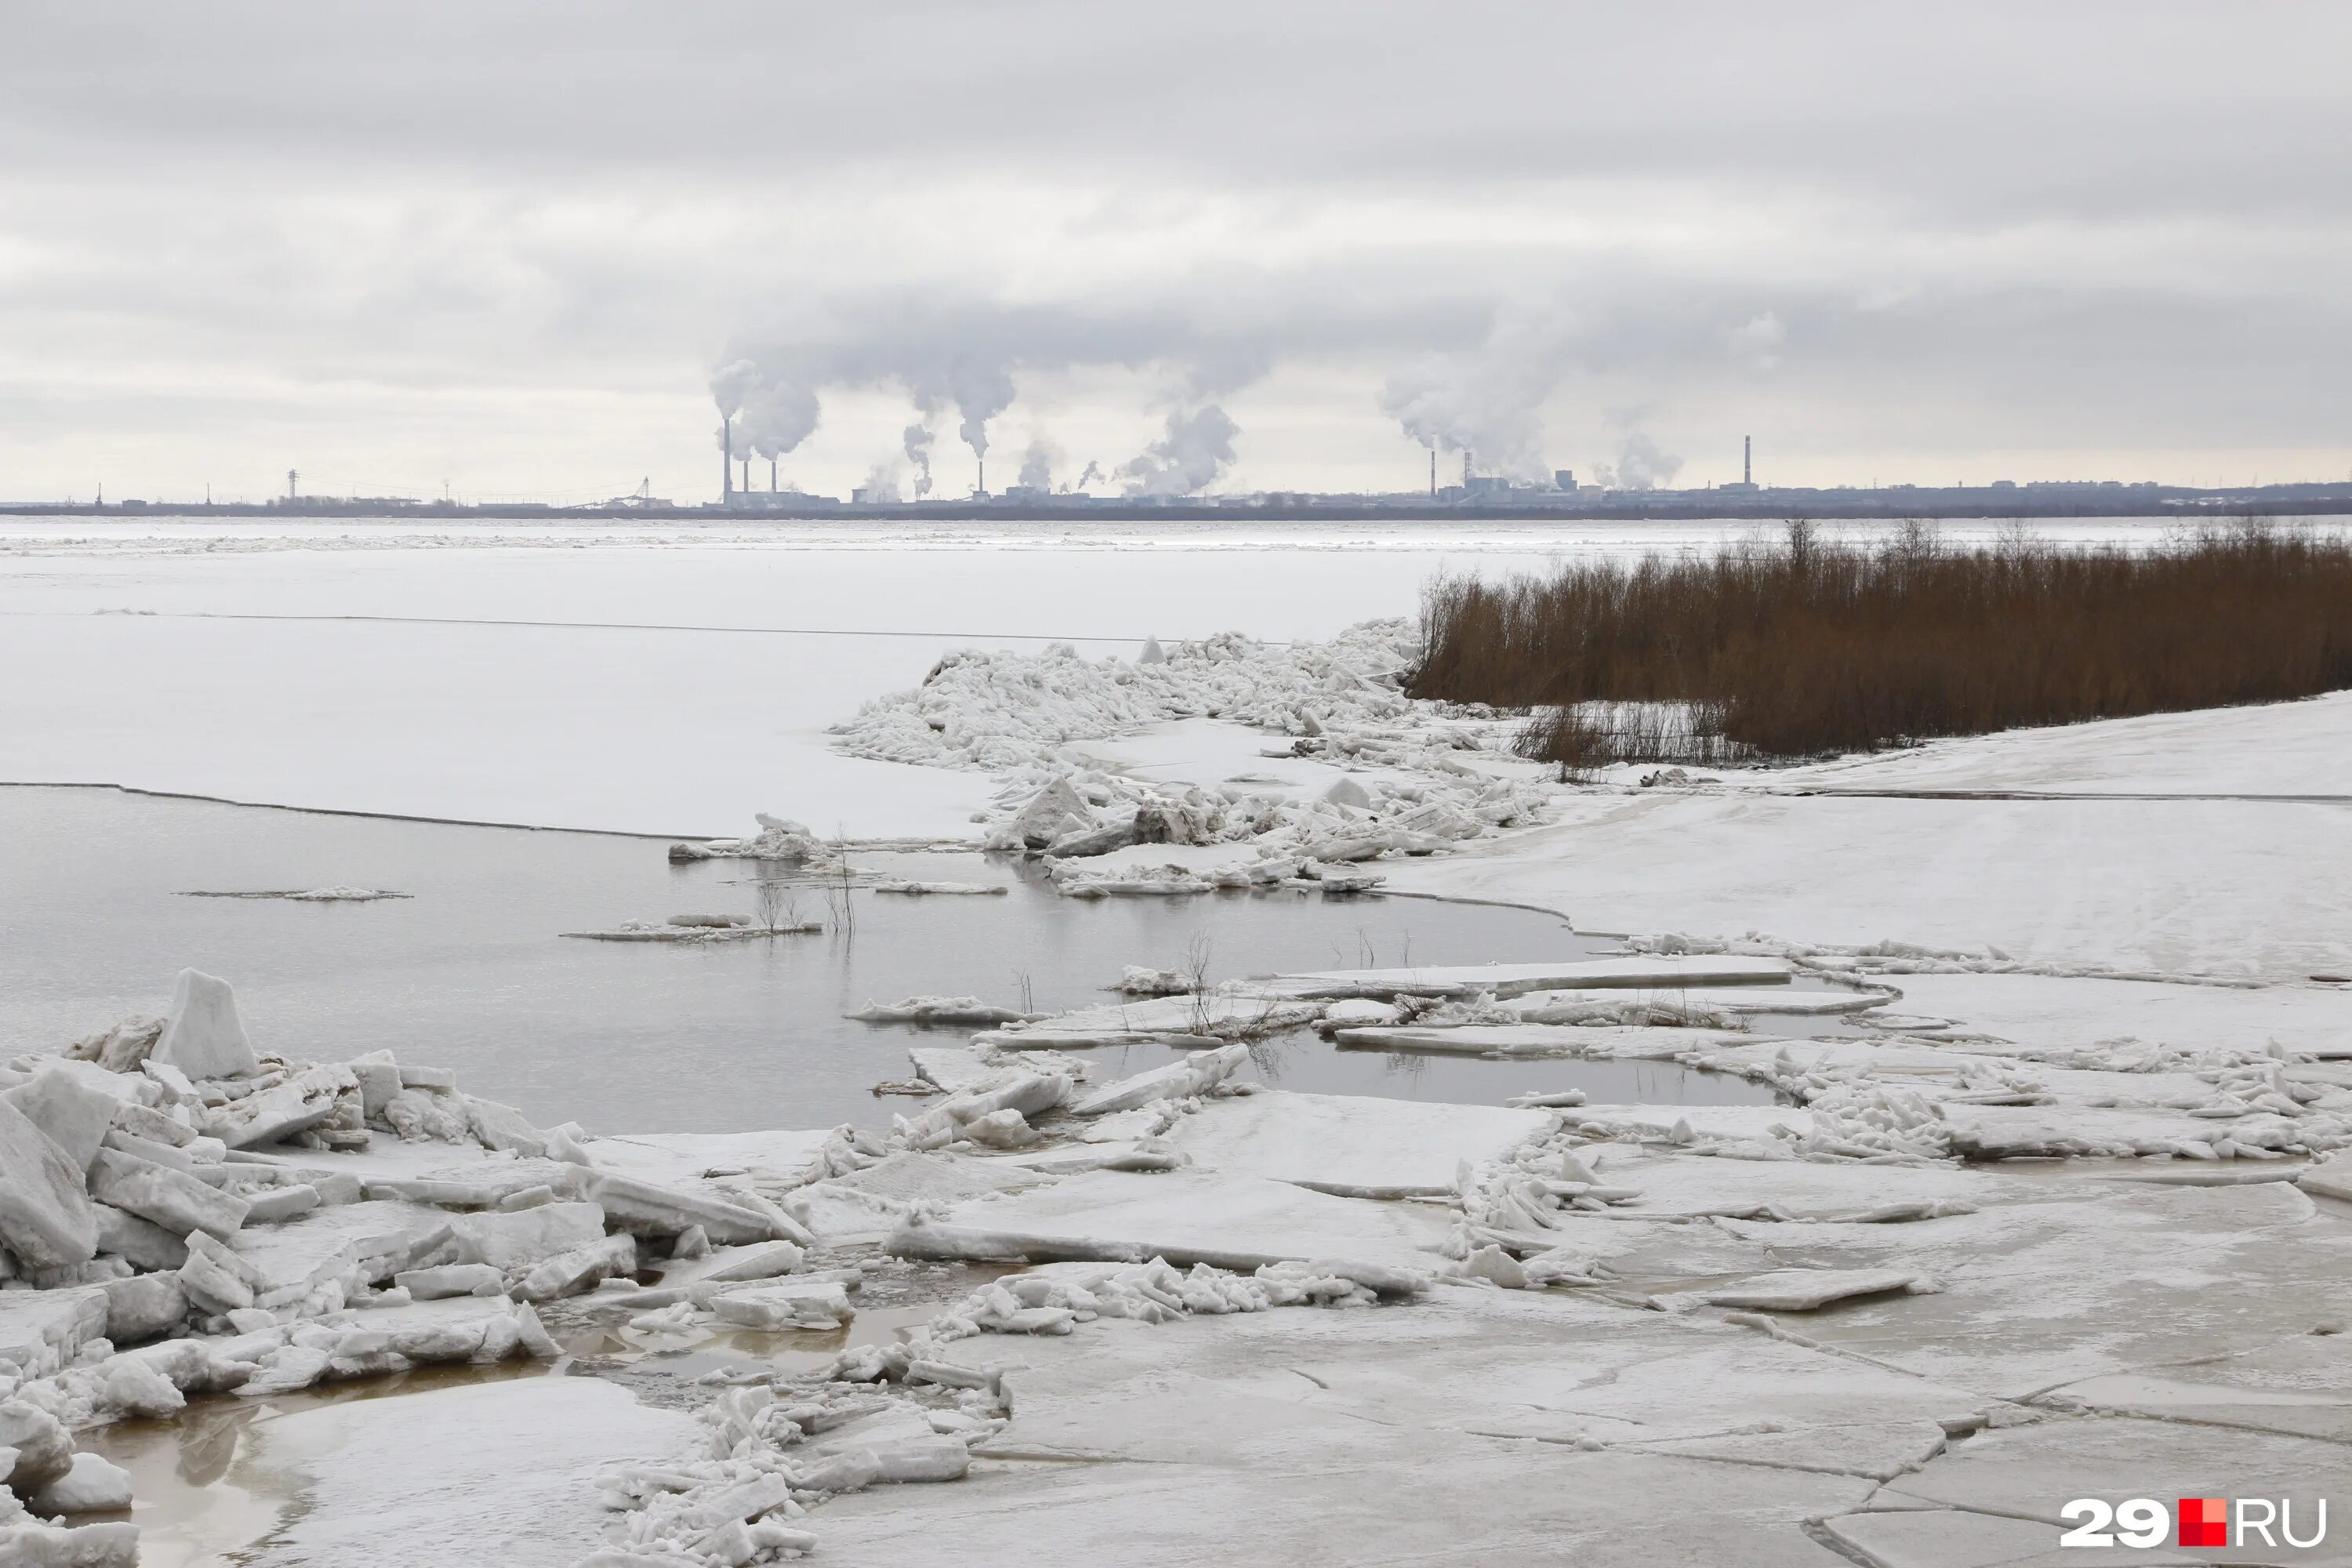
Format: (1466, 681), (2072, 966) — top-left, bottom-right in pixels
(1409, 521), (2352, 766)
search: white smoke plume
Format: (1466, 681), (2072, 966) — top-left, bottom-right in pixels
(1377, 303), (1577, 479)
(1591, 431), (1684, 491)
(902, 423), (935, 499)
(949, 356), (1015, 459)
(710, 358), (763, 419)
(1016, 434), (1061, 490)
(1120, 405), (1240, 497)
(854, 459), (904, 503)
(710, 296), (1283, 488)
(737, 378), (820, 459)
(1072, 459), (1104, 494)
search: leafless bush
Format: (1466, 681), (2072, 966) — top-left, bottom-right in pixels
(753, 880), (802, 932)
(1413, 519), (2352, 760)
(1181, 935), (1214, 1036)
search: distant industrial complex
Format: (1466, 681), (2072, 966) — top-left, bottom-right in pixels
(17, 437), (2352, 521)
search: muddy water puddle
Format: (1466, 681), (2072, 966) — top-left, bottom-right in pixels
(80, 1281), (977, 1566)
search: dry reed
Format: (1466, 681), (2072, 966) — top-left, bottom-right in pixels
(1409, 520), (2352, 764)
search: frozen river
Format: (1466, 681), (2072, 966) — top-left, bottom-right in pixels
(0, 513), (2247, 837)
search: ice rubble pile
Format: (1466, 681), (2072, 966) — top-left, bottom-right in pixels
(580, 1255), (1421, 1567)
(802, 622), (1552, 880)
(0, 968), (813, 1566)
(831, 622), (1427, 772)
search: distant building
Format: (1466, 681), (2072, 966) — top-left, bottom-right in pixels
(1553, 470), (1577, 492)
(1001, 485), (1051, 503)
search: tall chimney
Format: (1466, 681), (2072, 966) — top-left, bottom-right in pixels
(770, 457), (778, 492)
(722, 416), (734, 503)
(1744, 435), (1751, 486)
(741, 457), (750, 496)
(1428, 448), (1436, 497)
(1463, 450), (1473, 488)
(978, 457), (985, 498)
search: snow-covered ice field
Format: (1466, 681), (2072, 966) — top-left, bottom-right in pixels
(4, 516), (2349, 1567)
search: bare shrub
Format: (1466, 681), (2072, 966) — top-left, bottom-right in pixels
(753, 880), (801, 932)
(1414, 520), (2352, 760)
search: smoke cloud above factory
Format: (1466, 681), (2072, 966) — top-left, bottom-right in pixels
(3, 2), (2349, 500)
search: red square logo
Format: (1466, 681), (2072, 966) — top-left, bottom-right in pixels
(2179, 1497), (2228, 1548)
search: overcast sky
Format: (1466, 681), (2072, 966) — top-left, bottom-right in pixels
(3, 2), (2347, 503)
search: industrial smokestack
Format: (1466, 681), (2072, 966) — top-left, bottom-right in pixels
(770, 457), (778, 492)
(742, 457), (750, 495)
(1463, 450), (1472, 488)
(722, 416), (734, 503)
(1744, 435), (1751, 486)
(1428, 448), (1436, 497)
(978, 456), (985, 498)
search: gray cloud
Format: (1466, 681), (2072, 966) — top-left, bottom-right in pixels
(2, 2), (2349, 499)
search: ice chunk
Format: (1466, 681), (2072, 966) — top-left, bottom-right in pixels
(394, 1262), (505, 1299)
(0, 1289), (108, 1381)
(67, 1015), (164, 1074)
(906, 1047), (997, 1093)
(709, 1279), (853, 1330)
(869, 880), (1008, 896)
(2, 1064), (118, 1173)
(1322, 775), (1370, 809)
(93, 1204), (187, 1271)
(198, 1062), (357, 1149)
(0, 1399), (75, 1490)
(243, 1183), (321, 1224)
(0, 1097), (100, 1270)
(995, 776), (1097, 851)
(99, 1272), (187, 1345)
(586, 1173), (783, 1245)
(1069, 1043), (1249, 1116)
(0, 1521), (141, 1566)
(448, 1201), (608, 1272)
(514, 1235), (637, 1301)
(1691, 1269), (1926, 1312)
(691, 1240), (807, 1284)
(2298, 1153), (2352, 1203)
(28, 1452), (134, 1515)
(88, 1148), (249, 1240)
(151, 967), (260, 1080)
(463, 1094), (549, 1158)
(851, 996), (1033, 1025)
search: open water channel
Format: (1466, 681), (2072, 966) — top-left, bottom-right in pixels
(1, 784), (1801, 1130)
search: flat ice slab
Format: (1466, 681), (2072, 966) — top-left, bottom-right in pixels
(1878, 971), (2352, 1058)
(891, 1167), (1456, 1272)
(587, 1130), (833, 1187)
(240, 1374), (699, 1567)
(1163, 1091), (1548, 1196)
(1275, 956), (1794, 999)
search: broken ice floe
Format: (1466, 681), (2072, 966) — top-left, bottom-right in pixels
(561, 914), (823, 942)
(13, 945), (2352, 1565)
(0, 969), (835, 1566)
(177, 886), (412, 902)
(846, 996), (1041, 1027)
